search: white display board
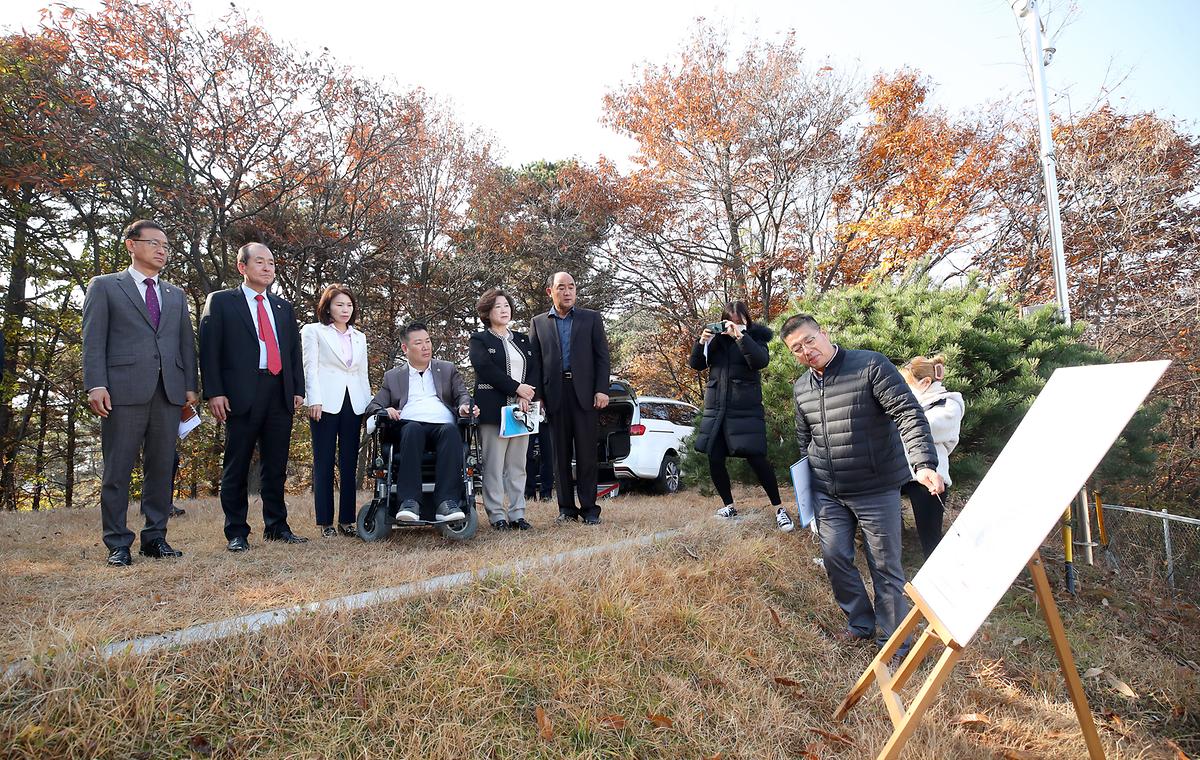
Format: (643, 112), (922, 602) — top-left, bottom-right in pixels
(912, 360), (1169, 646)
(789, 457), (817, 531)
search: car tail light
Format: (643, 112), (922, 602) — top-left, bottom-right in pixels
(630, 424), (646, 436)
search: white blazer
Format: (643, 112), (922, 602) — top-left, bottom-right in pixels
(300, 322), (372, 415)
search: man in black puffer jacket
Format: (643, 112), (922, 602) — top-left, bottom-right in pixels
(781, 313), (944, 655)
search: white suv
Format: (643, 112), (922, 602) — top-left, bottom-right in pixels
(613, 396), (698, 494)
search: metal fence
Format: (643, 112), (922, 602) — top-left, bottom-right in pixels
(1091, 501), (1200, 604)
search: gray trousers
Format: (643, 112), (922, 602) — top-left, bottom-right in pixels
(814, 488), (910, 652)
(100, 380), (180, 550)
(479, 424), (529, 523)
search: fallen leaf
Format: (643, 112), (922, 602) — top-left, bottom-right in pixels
(809, 728), (856, 748)
(647, 712), (674, 728)
(703, 755), (722, 760)
(1001, 751), (1038, 760)
(768, 607), (782, 626)
(799, 742), (824, 759)
(952, 713), (991, 729)
(1082, 667), (1104, 678)
(598, 714), (626, 730)
(1104, 672), (1138, 700)
(1101, 598), (1110, 607)
(1164, 739), (1189, 760)
(1102, 710), (1126, 732)
(188, 735), (213, 757)
(697, 677), (725, 689)
(535, 706), (553, 740)
(353, 685), (368, 710)
(774, 676), (802, 687)
(1012, 637), (1027, 646)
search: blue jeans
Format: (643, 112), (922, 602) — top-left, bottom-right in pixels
(815, 488), (910, 653)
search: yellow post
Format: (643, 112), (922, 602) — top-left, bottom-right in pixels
(1062, 506), (1077, 593)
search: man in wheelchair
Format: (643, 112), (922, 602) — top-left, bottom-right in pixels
(365, 322), (478, 523)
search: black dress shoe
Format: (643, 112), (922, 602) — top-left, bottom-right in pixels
(264, 530), (309, 544)
(320, 525), (338, 538)
(168, 505), (186, 518)
(139, 538), (183, 558)
(582, 516), (602, 525)
(107, 546), (132, 567)
(511, 518), (533, 531)
(227, 536), (250, 552)
(491, 519), (510, 531)
(554, 514), (579, 525)
(338, 523), (357, 537)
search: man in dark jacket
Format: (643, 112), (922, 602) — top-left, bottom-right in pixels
(781, 313), (943, 654)
(529, 272), (611, 524)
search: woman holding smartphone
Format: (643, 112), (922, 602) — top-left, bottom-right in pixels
(689, 300), (792, 531)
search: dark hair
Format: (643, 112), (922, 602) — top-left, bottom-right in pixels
(476, 288), (512, 326)
(779, 313), (822, 341)
(123, 219), (165, 240)
(401, 322), (429, 342)
(720, 300), (754, 327)
(237, 242), (270, 265)
(316, 284), (357, 326)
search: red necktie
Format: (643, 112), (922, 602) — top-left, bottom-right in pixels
(256, 294), (282, 375)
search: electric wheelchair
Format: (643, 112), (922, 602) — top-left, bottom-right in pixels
(356, 411), (482, 542)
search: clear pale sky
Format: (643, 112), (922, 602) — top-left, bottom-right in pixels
(4, 0), (1197, 168)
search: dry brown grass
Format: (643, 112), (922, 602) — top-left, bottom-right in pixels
(0, 486), (778, 664)
(1, 489), (1197, 759)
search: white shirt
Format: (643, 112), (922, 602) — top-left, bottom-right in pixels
(494, 329), (526, 389)
(241, 284), (280, 370)
(128, 265), (160, 304)
(400, 364), (454, 425)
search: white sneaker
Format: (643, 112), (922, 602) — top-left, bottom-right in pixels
(715, 505), (739, 519)
(776, 507), (795, 533)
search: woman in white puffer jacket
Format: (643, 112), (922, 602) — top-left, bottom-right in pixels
(900, 354), (964, 559)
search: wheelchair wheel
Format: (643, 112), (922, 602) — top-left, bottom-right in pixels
(437, 500), (478, 541)
(357, 498), (393, 542)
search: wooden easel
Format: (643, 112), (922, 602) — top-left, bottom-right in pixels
(833, 551), (1106, 760)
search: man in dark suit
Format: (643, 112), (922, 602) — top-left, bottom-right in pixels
(366, 322), (475, 522)
(199, 243), (307, 551)
(529, 271), (611, 524)
(82, 219), (198, 566)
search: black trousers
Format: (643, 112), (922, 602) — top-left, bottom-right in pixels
(524, 428), (555, 499)
(310, 391), (363, 526)
(221, 372), (293, 540)
(707, 424), (781, 507)
(395, 421), (462, 511)
(901, 480), (948, 559)
(548, 377), (600, 520)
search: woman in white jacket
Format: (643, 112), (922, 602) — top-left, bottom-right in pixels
(301, 285), (373, 537)
(900, 354), (965, 559)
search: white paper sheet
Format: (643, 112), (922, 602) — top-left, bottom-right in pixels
(912, 360), (1169, 645)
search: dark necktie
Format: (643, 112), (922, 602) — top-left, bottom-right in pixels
(144, 278), (160, 330)
(256, 294), (282, 375)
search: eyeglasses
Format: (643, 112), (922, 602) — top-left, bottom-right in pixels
(130, 238), (171, 251)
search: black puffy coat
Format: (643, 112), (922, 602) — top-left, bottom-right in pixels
(793, 347), (938, 497)
(468, 329), (539, 426)
(689, 323), (773, 457)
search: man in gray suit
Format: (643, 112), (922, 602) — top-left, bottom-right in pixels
(366, 322), (476, 522)
(82, 220), (198, 566)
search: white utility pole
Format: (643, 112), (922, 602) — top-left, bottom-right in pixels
(1011, 1), (1094, 580)
(1011, 0), (1072, 327)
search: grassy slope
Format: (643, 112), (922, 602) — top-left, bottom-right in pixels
(1, 493), (1197, 759)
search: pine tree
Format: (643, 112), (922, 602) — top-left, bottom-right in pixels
(684, 275), (1161, 496)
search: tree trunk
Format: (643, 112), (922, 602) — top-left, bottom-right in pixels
(0, 185), (34, 510)
(65, 400), (77, 509)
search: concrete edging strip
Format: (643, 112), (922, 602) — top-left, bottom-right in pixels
(4, 528), (681, 680)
